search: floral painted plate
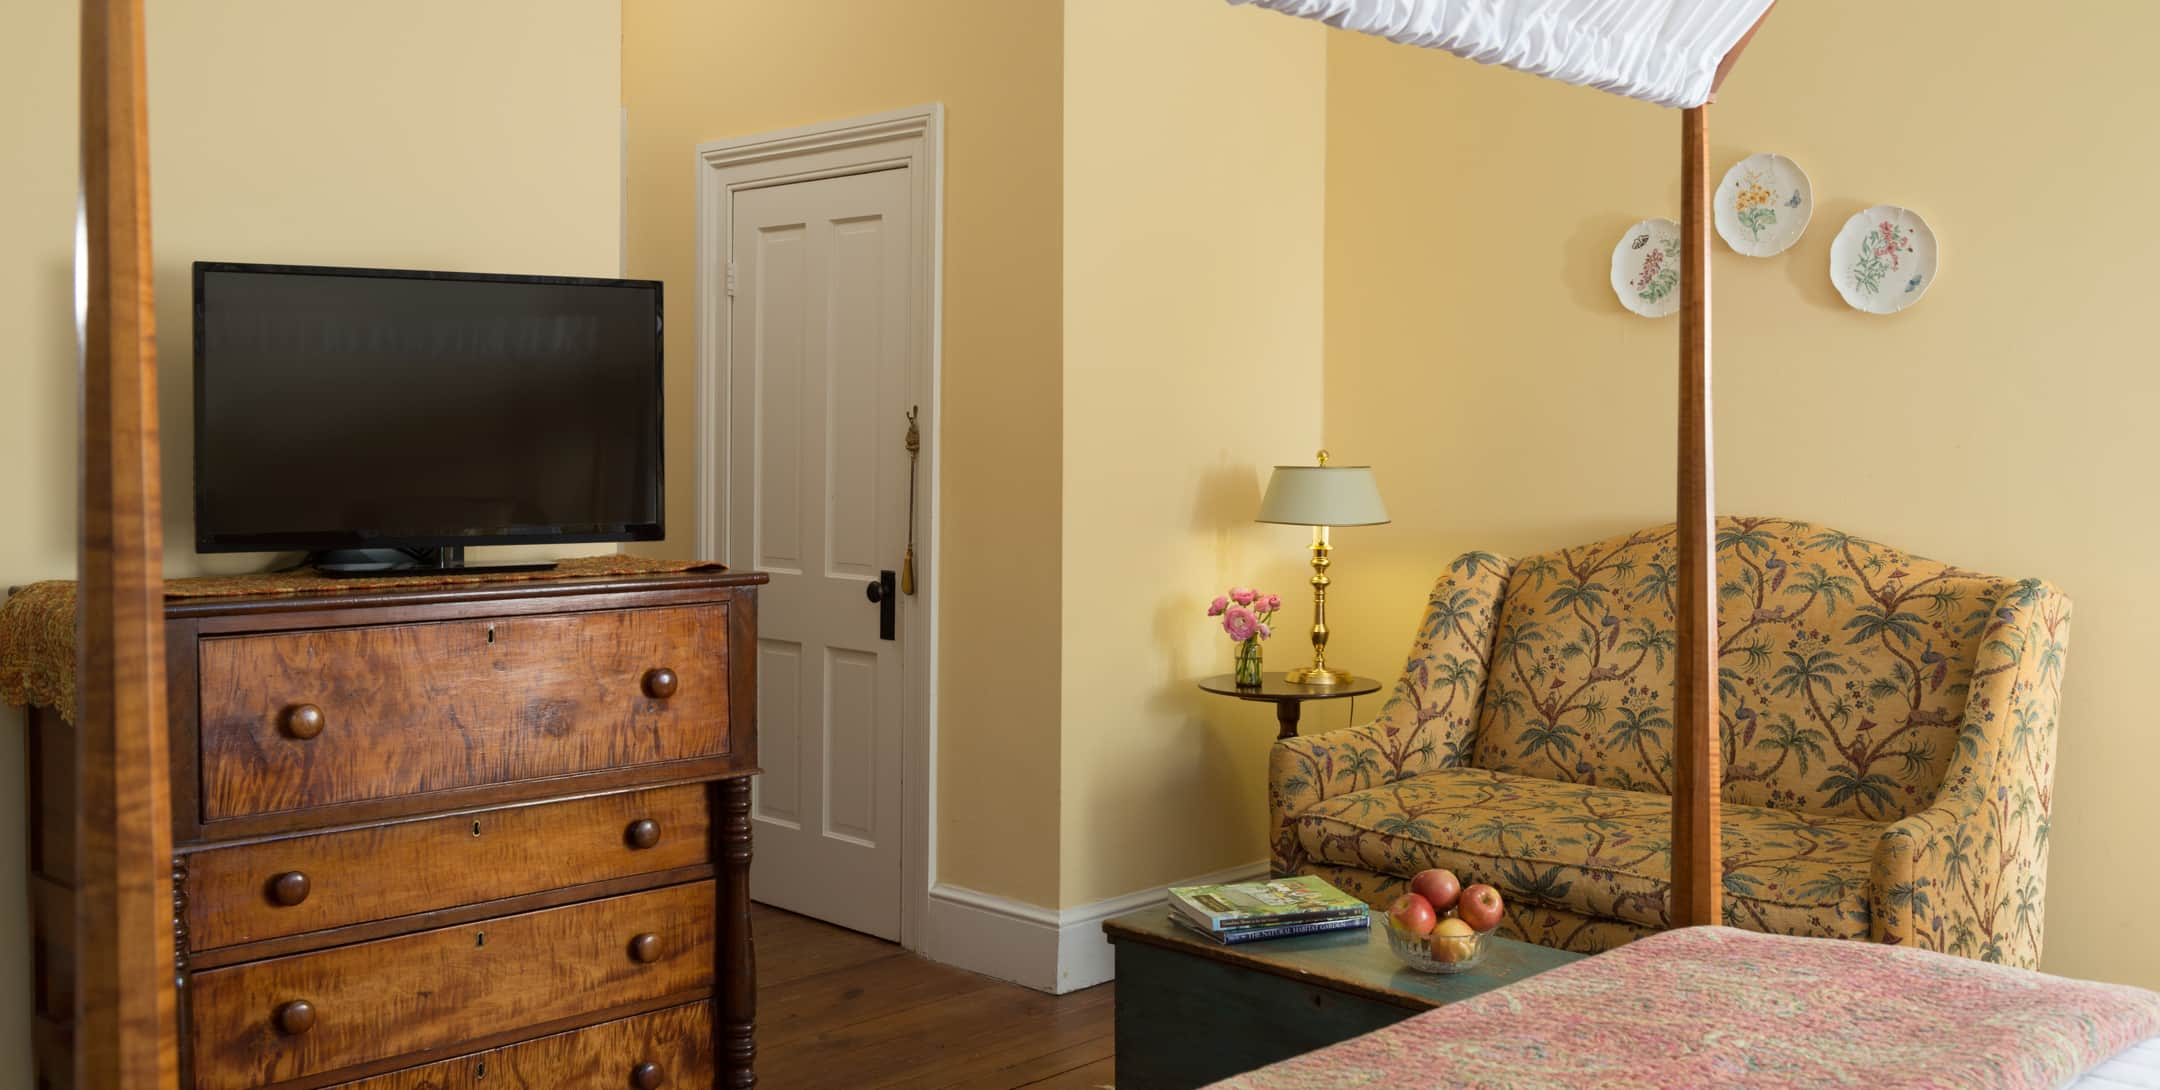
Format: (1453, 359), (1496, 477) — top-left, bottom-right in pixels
(1715, 152), (1811, 257)
(1829, 205), (1938, 314)
(1609, 217), (1682, 318)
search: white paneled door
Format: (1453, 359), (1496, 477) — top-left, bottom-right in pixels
(730, 167), (912, 940)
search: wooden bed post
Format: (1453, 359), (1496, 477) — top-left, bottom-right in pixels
(1672, 3), (1771, 931)
(1670, 104), (1721, 929)
(77, 0), (181, 1085)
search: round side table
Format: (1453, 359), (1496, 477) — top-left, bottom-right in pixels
(1198, 671), (1382, 740)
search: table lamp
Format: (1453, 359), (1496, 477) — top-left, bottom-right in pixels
(1254, 450), (1390, 687)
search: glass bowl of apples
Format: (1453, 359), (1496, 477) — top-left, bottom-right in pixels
(1384, 913), (1485, 972)
(1382, 869), (1505, 974)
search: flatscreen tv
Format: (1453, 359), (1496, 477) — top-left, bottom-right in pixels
(193, 262), (663, 572)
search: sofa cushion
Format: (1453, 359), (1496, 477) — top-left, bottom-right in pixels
(1293, 767), (1879, 939)
(1470, 516), (2017, 822)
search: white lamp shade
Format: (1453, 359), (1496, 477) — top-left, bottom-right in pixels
(1255, 465), (1391, 527)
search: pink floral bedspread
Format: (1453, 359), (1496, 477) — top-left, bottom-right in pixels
(1209, 927), (2160, 1090)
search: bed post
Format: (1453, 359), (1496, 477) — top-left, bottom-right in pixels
(1670, 103), (1721, 930)
(1671, 3), (1772, 931)
(77, 0), (181, 1085)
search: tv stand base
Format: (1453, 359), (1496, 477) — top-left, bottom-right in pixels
(308, 545), (559, 577)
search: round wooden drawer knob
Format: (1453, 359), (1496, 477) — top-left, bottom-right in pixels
(269, 871), (311, 907)
(627, 819), (662, 850)
(631, 1061), (666, 1089)
(275, 1000), (317, 1036)
(642, 667), (678, 699)
(629, 933), (662, 964)
(283, 704), (325, 740)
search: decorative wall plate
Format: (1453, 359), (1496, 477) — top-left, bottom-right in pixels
(1609, 217), (1682, 318)
(1829, 205), (1938, 314)
(1715, 152), (1811, 256)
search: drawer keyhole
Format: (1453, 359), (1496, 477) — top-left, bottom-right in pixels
(476, 1059), (487, 1080)
(472, 820), (483, 838)
(475, 931), (486, 948)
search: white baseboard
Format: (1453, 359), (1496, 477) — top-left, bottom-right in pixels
(1049, 859), (1268, 992)
(918, 881), (1061, 991)
(919, 859), (1268, 994)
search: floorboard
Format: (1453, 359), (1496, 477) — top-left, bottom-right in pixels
(1018, 1057), (1116, 1089)
(752, 903), (1115, 1089)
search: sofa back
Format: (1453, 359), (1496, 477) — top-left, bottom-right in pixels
(1470, 516), (2014, 821)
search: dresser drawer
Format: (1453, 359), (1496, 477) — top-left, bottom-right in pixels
(187, 882), (715, 1090)
(182, 784), (712, 952)
(196, 604), (732, 820)
(325, 1002), (713, 1090)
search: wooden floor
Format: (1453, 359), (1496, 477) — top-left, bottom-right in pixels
(754, 903), (1116, 1089)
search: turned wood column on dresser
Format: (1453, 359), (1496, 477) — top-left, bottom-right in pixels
(23, 568), (765, 1090)
(715, 777), (756, 1088)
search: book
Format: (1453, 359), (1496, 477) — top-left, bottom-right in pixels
(1168, 909), (1371, 946)
(1167, 875), (1369, 932)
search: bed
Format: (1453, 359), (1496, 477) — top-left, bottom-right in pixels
(2074, 1040), (2160, 1089)
(1201, 927), (2160, 1090)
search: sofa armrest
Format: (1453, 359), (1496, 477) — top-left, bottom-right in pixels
(1870, 578), (2070, 969)
(1270, 720), (1395, 817)
(1871, 803), (1967, 953)
(1268, 551), (1514, 875)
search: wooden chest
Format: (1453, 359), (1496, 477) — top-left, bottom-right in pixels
(1102, 906), (1583, 1090)
(24, 570), (765, 1089)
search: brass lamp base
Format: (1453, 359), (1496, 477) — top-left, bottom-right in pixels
(1285, 665), (1354, 687)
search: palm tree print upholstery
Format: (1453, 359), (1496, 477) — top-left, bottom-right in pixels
(1271, 516), (2069, 968)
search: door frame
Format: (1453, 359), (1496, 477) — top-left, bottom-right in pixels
(693, 104), (943, 950)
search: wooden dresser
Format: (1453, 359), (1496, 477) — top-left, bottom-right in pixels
(24, 569), (765, 1089)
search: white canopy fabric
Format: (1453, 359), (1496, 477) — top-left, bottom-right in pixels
(1226, 0), (1774, 109)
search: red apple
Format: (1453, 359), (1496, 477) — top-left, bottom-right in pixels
(1386, 893), (1437, 937)
(1408, 868), (1462, 913)
(1457, 883), (1505, 932)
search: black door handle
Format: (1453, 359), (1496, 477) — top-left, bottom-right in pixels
(867, 570), (896, 640)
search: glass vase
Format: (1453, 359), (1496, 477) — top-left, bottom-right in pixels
(1233, 638), (1264, 688)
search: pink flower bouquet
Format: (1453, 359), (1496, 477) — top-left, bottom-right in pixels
(1209, 586), (1281, 687)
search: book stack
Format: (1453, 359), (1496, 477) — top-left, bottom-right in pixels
(1165, 875), (1371, 945)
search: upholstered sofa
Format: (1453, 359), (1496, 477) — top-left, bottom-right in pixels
(1272, 516), (2070, 968)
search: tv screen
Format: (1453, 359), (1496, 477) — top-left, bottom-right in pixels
(193, 262), (663, 552)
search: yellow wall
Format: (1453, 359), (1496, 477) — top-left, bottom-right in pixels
(1059, 0), (1327, 906)
(0, 0), (83, 1077)
(0, 2), (622, 1079)
(620, 0), (1067, 905)
(1319, 1), (2160, 987)
(148, 1), (625, 575)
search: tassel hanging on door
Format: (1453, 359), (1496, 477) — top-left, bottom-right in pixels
(901, 406), (920, 595)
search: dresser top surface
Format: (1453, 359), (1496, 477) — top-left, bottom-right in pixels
(162, 566), (766, 620)
(2, 559), (763, 721)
